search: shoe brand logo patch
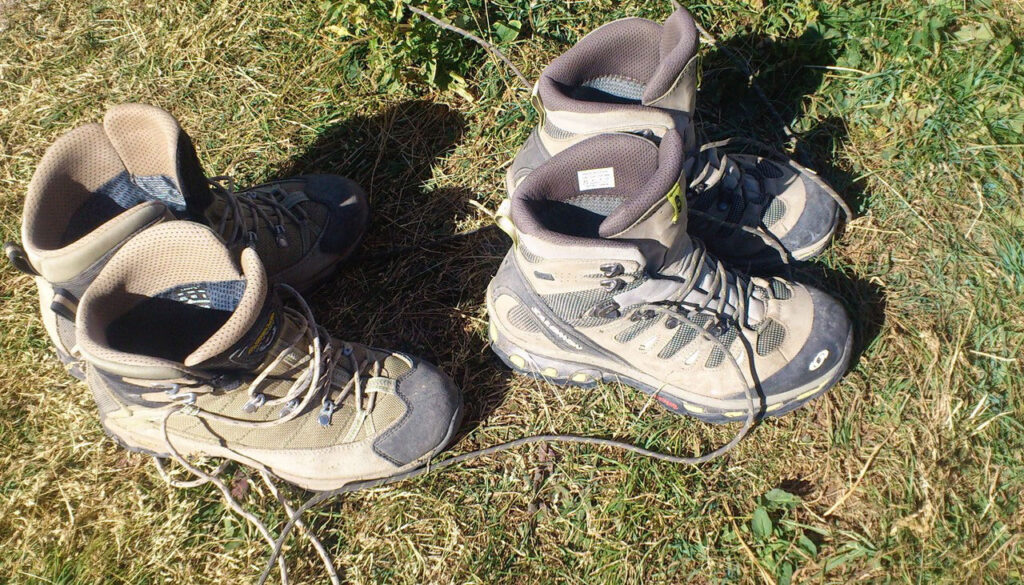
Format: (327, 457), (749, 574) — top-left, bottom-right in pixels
(530, 307), (582, 350)
(809, 349), (829, 371)
(246, 311), (278, 356)
(577, 167), (615, 191)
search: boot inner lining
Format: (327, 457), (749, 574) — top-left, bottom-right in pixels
(105, 280), (245, 362)
(62, 171), (183, 245)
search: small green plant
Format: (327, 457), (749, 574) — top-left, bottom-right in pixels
(321, 0), (523, 96)
(737, 489), (824, 585)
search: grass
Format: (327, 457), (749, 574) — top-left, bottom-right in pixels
(1, 0), (1022, 583)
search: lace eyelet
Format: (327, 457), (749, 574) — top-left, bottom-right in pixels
(589, 300), (620, 319)
(665, 317), (679, 329)
(318, 400), (337, 426)
(599, 263), (624, 278)
(273, 225), (289, 248)
(601, 278), (624, 292)
(279, 398), (301, 418)
(242, 393), (266, 414)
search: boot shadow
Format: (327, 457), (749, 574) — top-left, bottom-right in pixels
(696, 27), (868, 214)
(272, 99), (513, 438)
(786, 263), (886, 373)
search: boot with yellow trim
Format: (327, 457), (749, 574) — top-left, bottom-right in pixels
(488, 131), (853, 421)
(5, 104), (368, 378)
(505, 6), (845, 269)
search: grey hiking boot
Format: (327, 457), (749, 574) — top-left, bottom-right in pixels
(75, 221), (462, 491)
(506, 6), (843, 268)
(5, 104), (368, 378)
(489, 132), (853, 422)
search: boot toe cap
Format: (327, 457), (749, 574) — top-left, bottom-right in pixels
(776, 176), (841, 258)
(298, 174), (370, 255)
(758, 287), (853, 401)
(372, 356), (463, 467)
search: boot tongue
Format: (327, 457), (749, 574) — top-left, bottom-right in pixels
(640, 8), (699, 116)
(103, 104), (214, 219)
(183, 258), (285, 372)
(599, 131), (691, 269)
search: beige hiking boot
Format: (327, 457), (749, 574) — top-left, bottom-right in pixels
(506, 6), (843, 268)
(75, 221), (462, 491)
(489, 132), (853, 421)
(5, 104), (368, 377)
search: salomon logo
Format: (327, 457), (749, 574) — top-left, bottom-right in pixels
(809, 349), (829, 371)
(531, 307), (582, 350)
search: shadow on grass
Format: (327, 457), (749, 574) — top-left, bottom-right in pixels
(273, 99), (513, 441)
(697, 28), (869, 215)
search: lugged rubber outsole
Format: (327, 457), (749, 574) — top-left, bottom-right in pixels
(488, 319), (852, 425)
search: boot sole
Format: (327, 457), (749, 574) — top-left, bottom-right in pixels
(488, 310), (852, 425)
(96, 393), (464, 493)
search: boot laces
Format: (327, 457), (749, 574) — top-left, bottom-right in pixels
(156, 283), (381, 433)
(658, 237), (762, 330)
(208, 176), (311, 250)
(685, 139), (766, 234)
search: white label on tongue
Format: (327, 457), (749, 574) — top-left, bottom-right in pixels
(577, 167), (615, 191)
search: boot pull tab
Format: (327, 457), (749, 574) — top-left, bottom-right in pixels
(50, 288), (79, 322)
(4, 242), (39, 276)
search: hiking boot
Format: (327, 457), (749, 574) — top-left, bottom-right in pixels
(506, 7), (843, 268)
(75, 221), (462, 491)
(5, 104), (368, 377)
(488, 132), (853, 422)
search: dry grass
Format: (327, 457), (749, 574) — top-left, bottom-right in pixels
(1, 0), (1022, 583)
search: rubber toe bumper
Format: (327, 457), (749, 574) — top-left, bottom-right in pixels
(372, 357), (464, 467)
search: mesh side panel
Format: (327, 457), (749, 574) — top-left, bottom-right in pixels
(658, 323), (699, 358)
(705, 326), (739, 368)
(383, 354), (412, 379)
(756, 319), (786, 356)
(164, 376), (374, 450)
(541, 288), (612, 327)
(756, 159), (785, 179)
(508, 303), (542, 333)
(154, 280), (246, 311)
(770, 279), (792, 300)
(518, 244), (544, 264)
(615, 318), (657, 342)
(566, 194), (626, 217)
(355, 391), (406, 442)
(90, 382), (121, 417)
(581, 75), (646, 101)
(762, 198), (787, 227)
